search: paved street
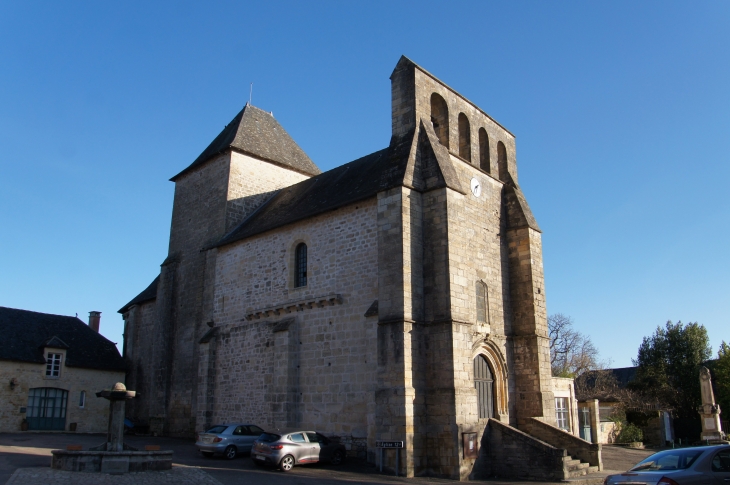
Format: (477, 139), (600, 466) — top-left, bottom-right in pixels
(0, 432), (653, 485)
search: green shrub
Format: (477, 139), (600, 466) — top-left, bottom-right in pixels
(617, 423), (643, 443)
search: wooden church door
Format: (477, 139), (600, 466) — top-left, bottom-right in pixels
(474, 355), (495, 419)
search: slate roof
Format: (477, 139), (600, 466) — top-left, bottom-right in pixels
(214, 126), (419, 248)
(118, 275), (159, 314)
(608, 366), (637, 388)
(171, 104), (321, 181)
(214, 118), (467, 248)
(0, 306), (126, 371)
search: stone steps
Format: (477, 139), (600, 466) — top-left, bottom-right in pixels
(563, 455), (600, 478)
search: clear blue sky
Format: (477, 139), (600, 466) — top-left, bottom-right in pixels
(1, 1), (728, 368)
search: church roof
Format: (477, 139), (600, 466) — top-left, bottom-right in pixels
(171, 104), (321, 181)
(0, 306), (126, 371)
(118, 275), (159, 314)
(214, 119), (466, 248)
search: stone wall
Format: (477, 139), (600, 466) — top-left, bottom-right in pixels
(471, 418), (567, 481)
(0, 358), (124, 433)
(127, 150), (311, 437)
(202, 199), (378, 440)
(391, 58), (518, 183)
(123, 299), (156, 426)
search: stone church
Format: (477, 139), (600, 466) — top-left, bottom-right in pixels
(120, 57), (596, 480)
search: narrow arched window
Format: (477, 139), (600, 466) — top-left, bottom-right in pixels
(430, 93), (449, 147)
(458, 113), (471, 162)
(476, 281), (488, 323)
(497, 141), (508, 182)
(479, 128), (490, 173)
(295, 243), (307, 287)
(474, 355), (495, 419)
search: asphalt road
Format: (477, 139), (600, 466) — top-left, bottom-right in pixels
(0, 432), (653, 485)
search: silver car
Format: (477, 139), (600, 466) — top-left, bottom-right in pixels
(604, 445), (730, 485)
(251, 429), (346, 471)
(196, 423), (265, 459)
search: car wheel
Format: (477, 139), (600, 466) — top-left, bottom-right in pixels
(224, 445), (237, 460)
(201, 451), (214, 458)
(279, 454), (294, 472)
(330, 450), (344, 466)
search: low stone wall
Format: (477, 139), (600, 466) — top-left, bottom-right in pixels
(522, 417), (602, 470)
(470, 419), (567, 481)
(51, 450), (173, 473)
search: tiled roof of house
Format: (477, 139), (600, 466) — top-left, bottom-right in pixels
(0, 306), (126, 371)
(118, 275), (159, 314)
(171, 104), (321, 181)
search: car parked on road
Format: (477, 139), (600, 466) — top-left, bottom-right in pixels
(251, 429), (346, 471)
(603, 444), (730, 485)
(196, 423), (265, 459)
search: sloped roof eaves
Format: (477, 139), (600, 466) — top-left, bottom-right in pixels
(214, 132), (416, 248)
(118, 275), (159, 314)
(171, 105), (321, 181)
(0, 307), (127, 372)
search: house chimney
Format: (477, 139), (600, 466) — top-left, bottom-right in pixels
(88, 311), (101, 332)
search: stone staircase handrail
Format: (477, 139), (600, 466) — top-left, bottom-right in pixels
(523, 417), (602, 471)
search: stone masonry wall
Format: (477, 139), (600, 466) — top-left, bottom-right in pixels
(149, 150), (313, 437)
(225, 151), (311, 233)
(391, 60), (518, 184)
(123, 299), (157, 426)
(206, 199), (378, 441)
(0, 358), (124, 433)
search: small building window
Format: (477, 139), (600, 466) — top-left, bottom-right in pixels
(479, 128), (490, 173)
(458, 113), (471, 162)
(476, 281), (488, 323)
(79, 391), (86, 408)
(430, 93), (449, 147)
(556, 397), (570, 431)
(295, 243), (307, 287)
(45, 353), (62, 378)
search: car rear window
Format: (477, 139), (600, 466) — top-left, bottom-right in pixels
(205, 425), (228, 434)
(631, 449), (704, 471)
(258, 432), (281, 442)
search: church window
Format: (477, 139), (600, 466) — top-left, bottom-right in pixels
(45, 353), (62, 378)
(430, 93), (449, 147)
(497, 141), (508, 182)
(79, 391), (86, 408)
(479, 128), (490, 173)
(476, 281), (488, 323)
(458, 113), (471, 162)
(295, 243), (307, 287)
(555, 397), (570, 431)
(474, 355), (494, 419)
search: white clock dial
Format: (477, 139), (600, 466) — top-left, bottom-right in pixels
(470, 177), (481, 197)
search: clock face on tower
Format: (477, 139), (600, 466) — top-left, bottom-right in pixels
(470, 177), (481, 197)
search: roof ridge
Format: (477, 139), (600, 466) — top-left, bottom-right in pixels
(170, 105), (320, 181)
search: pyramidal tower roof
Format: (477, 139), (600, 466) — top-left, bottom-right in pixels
(171, 104), (321, 181)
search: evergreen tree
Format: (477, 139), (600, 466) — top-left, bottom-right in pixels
(631, 321), (711, 418)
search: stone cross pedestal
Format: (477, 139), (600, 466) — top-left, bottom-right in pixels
(698, 367), (726, 442)
(96, 382), (136, 452)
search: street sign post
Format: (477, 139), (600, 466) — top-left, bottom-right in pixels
(375, 441), (403, 476)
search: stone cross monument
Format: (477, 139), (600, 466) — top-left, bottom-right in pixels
(698, 366), (726, 442)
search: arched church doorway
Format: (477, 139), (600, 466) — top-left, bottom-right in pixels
(474, 355), (495, 419)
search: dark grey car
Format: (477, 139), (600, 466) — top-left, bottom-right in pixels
(604, 445), (730, 485)
(196, 423), (265, 459)
(251, 429), (346, 471)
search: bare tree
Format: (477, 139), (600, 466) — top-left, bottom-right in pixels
(548, 313), (600, 377)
